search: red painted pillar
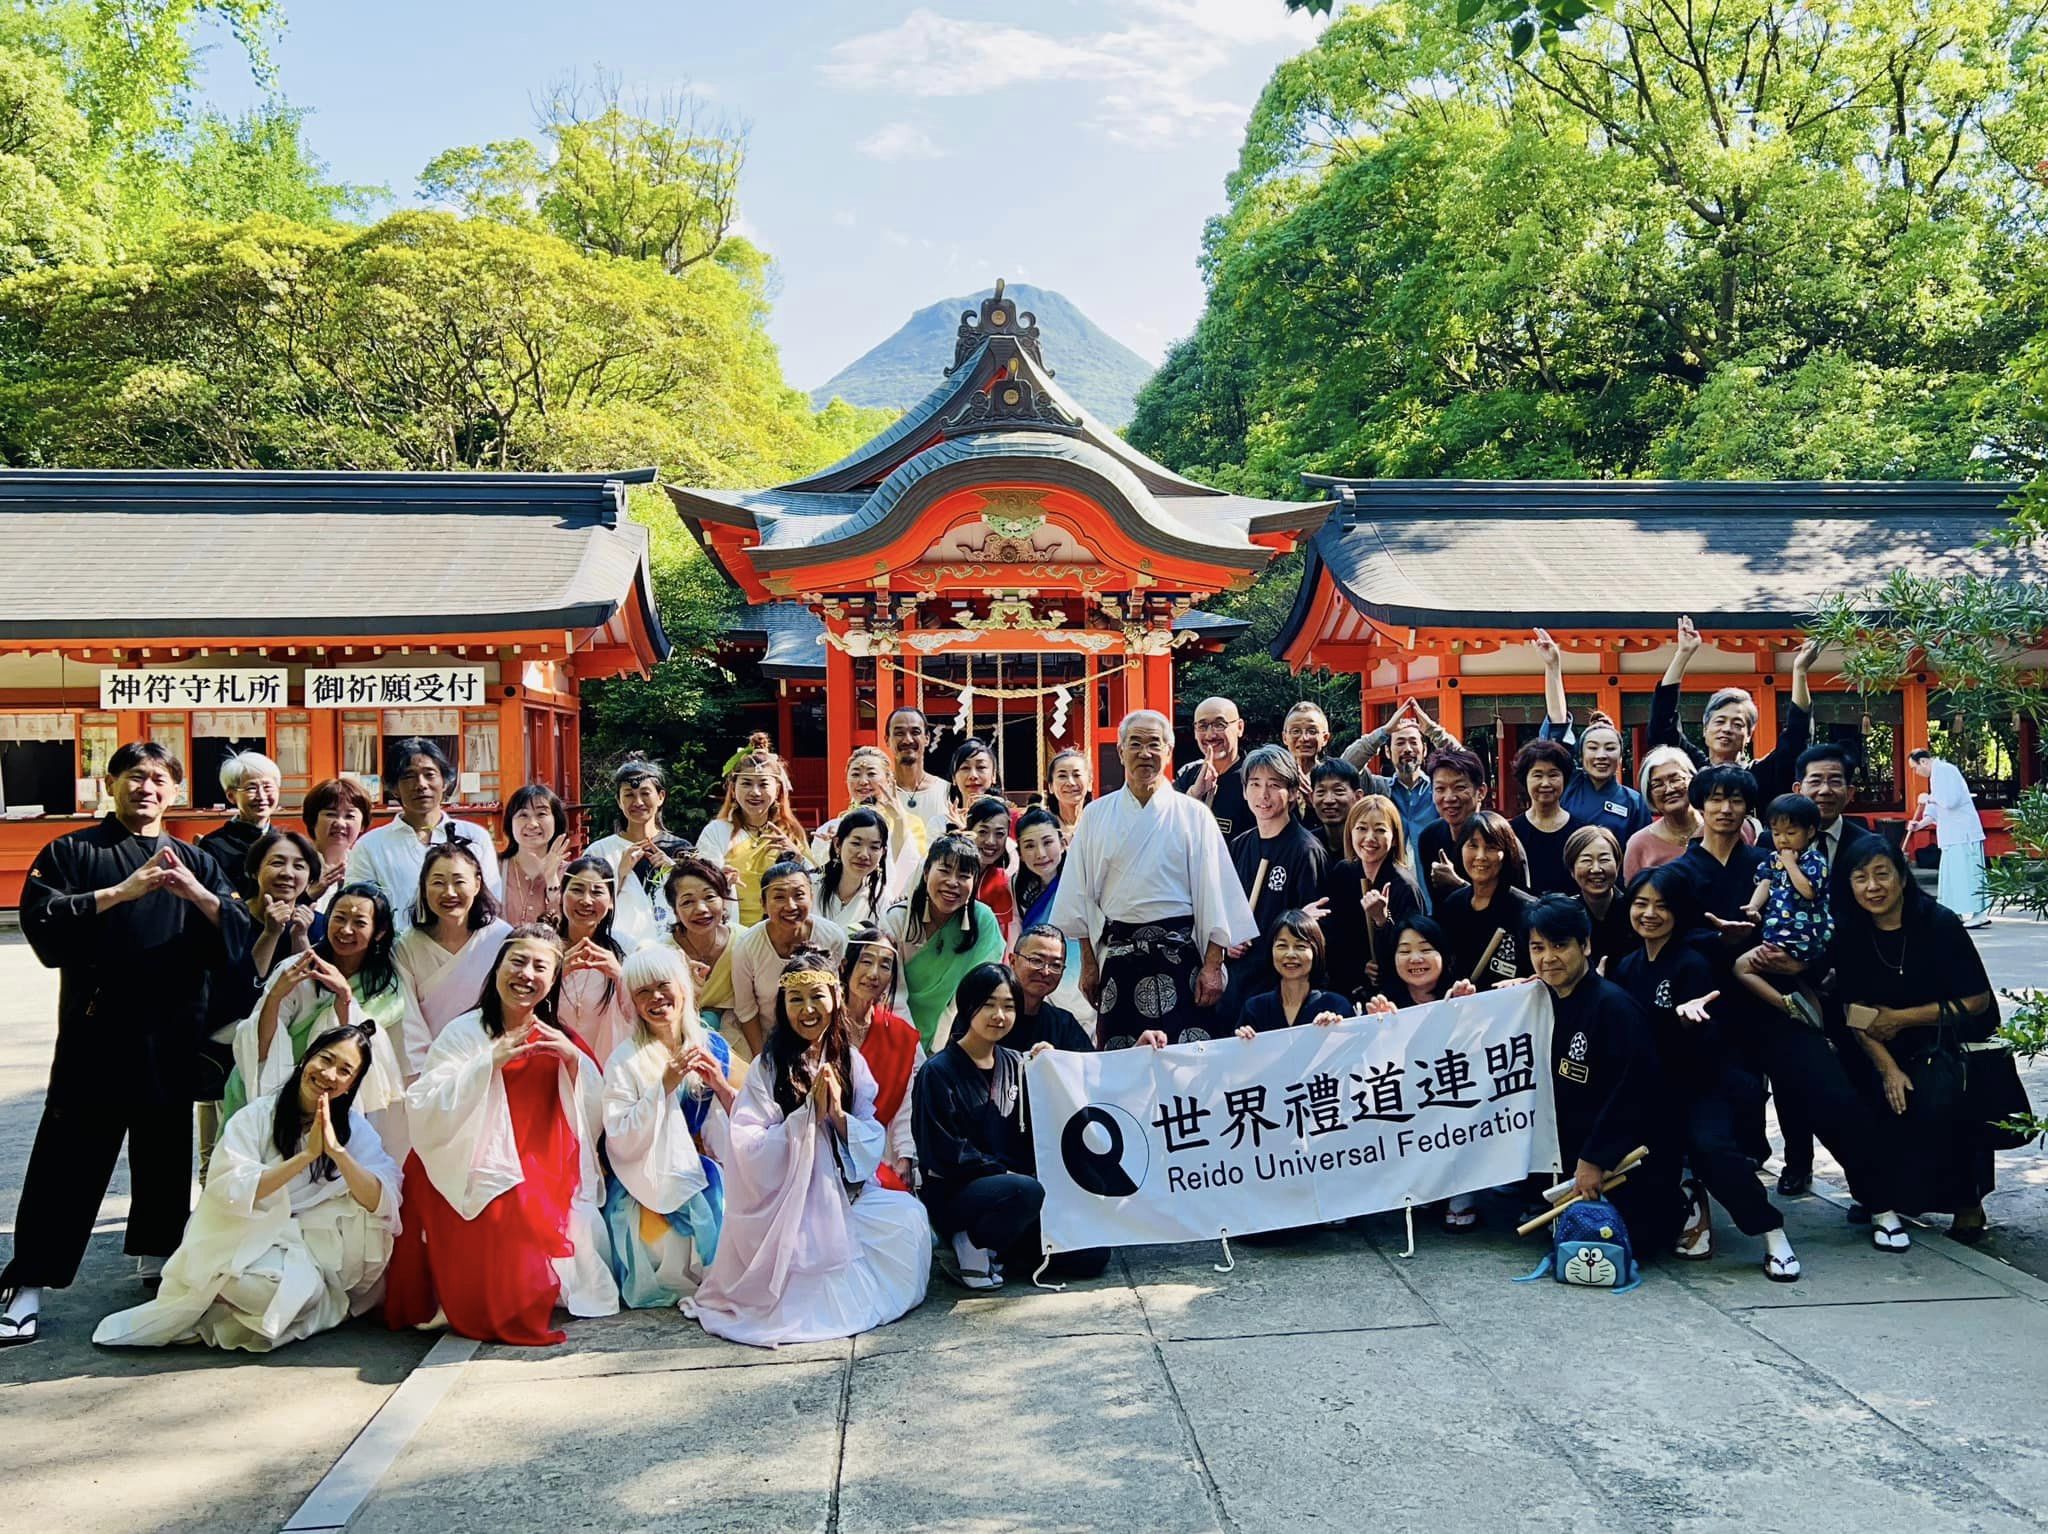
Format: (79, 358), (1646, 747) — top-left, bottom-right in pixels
(824, 640), (855, 798)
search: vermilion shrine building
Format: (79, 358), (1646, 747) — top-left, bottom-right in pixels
(670, 282), (1323, 819)
(0, 470), (668, 906)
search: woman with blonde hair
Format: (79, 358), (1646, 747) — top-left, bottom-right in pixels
(1323, 794), (1425, 1003)
(813, 745), (925, 897)
(695, 748), (812, 927)
(600, 944), (735, 1307)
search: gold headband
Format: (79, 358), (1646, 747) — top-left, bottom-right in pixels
(779, 969), (836, 992)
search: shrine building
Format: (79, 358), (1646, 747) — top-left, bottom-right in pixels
(669, 280), (1326, 820)
(1273, 477), (2047, 840)
(0, 469), (668, 905)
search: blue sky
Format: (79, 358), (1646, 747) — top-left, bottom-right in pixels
(193, 1), (1325, 390)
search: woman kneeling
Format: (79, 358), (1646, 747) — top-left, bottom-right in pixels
(690, 950), (931, 1346)
(914, 963), (1110, 1290)
(385, 925), (619, 1345)
(95, 1023), (399, 1352)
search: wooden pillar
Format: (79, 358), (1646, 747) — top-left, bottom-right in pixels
(1751, 648), (1779, 756)
(1436, 650), (1464, 738)
(1145, 647), (1174, 727)
(1597, 645), (1622, 726)
(824, 641), (855, 794)
(1904, 674), (1930, 758)
(1082, 650), (1098, 766)
(498, 685), (526, 798)
(874, 648), (895, 746)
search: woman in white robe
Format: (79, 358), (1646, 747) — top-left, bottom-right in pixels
(383, 924), (618, 1345)
(689, 949), (930, 1347)
(392, 842), (511, 1045)
(584, 757), (680, 948)
(94, 1022), (400, 1352)
(228, 883), (411, 1162)
(554, 855), (640, 1065)
(601, 945), (735, 1308)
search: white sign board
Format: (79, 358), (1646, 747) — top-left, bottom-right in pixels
(1028, 985), (1560, 1251)
(303, 668), (487, 709)
(100, 669), (288, 709)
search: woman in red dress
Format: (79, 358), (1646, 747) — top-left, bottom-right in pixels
(384, 924), (617, 1344)
(839, 928), (922, 1191)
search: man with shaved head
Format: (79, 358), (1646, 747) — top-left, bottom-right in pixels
(1175, 695), (1252, 840)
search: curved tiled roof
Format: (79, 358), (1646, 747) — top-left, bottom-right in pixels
(747, 433), (1265, 572)
(0, 469), (670, 650)
(1272, 478), (2039, 653)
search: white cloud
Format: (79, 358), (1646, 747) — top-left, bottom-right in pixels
(830, 208), (859, 229)
(820, 4), (1323, 149)
(856, 121), (946, 161)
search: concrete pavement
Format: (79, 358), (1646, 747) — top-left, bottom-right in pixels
(3, 923), (2045, 1533)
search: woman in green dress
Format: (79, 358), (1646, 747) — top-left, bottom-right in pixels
(226, 882), (410, 1161)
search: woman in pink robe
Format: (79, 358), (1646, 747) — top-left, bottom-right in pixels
(552, 855), (639, 1067)
(688, 948), (930, 1347)
(392, 843), (512, 1079)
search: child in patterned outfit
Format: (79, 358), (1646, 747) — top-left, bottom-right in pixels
(1733, 794), (1832, 1029)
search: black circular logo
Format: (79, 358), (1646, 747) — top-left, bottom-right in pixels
(1059, 1103), (1150, 1198)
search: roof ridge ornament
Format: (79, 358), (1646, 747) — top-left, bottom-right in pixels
(942, 354), (1080, 434)
(948, 277), (1049, 375)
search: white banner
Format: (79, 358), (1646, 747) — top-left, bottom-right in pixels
(1028, 985), (1561, 1250)
(303, 667), (487, 708)
(100, 669), (288, 709)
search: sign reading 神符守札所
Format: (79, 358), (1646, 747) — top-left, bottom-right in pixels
(1028, 984), (1561, 1251)
(99, 669), (288, 709)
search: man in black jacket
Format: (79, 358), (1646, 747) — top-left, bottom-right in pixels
(1, 742), (253, 1346)
(1008, 924), (1096, 1054)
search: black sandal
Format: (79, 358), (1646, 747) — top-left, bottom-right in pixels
(0, 1313), (38, 1347)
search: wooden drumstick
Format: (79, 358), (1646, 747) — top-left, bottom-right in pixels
(1469, 928), (1506, 983)
(1517, 1174), (1632, 1237)
(1539, 1144), (1649, 1204)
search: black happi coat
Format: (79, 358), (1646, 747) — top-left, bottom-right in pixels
(1433, 885), (1537, 991)
(1510, 811), (1590, 898)
(1009, 999), (1095, 1055)
(1323, 859), (1424, 1002)
(911, 1042), (1033, 1203)
(21, 815), (254, 1105)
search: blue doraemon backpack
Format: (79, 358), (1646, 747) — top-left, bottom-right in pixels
(1514, 1198), (1641, 1293)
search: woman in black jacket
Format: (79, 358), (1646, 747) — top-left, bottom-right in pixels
(912, 963), (1109, 1290)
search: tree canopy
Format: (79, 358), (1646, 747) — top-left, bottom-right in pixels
(1136, 0), (2048, 493)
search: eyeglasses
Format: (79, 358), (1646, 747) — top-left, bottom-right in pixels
(1016, 952), (1066, 971)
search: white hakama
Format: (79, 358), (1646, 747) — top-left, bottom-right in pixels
(93, 1096), (400, 1353)
(688, 1049), (929, 1347)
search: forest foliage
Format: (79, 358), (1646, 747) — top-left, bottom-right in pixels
(0, 3), (891, 790)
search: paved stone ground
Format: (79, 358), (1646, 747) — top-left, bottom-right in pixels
(3, 922), (2044, 1533)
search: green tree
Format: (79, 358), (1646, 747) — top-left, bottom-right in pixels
(1136, 0), (2048, 492)
(1174, 552), (1363, 742)
(420, 73), (745, 277)
(0, 210), (882, 479)
(0, 42), (106, 272)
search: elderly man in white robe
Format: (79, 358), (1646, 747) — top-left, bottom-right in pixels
(1051, 710), (1258, 1049)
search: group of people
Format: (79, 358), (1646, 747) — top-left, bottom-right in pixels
(0, 617), (2012, 1352)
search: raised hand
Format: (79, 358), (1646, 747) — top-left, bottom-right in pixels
(1429, 849), (1463, 893)
(1676, 990), (1719, 1026)
(1675, 614), (1701, 660)
(1533, 627), (1560, 668)
(1300, 896), (1331, 923)
(1793, 637), (1822, 671)
(1362, 887), (1391, 924)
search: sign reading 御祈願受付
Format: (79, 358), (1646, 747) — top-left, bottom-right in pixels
(99, 669), (288, 709)
(1028, 984), (1561, 1251)
(302, 668), (487, 709)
